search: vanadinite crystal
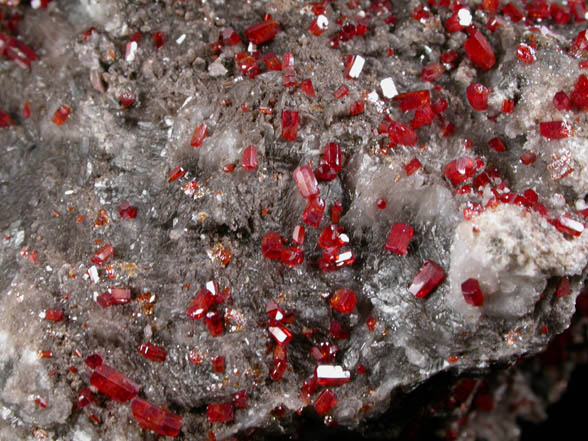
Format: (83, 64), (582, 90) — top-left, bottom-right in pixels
(186, 288), (214, 319)
(52, 105), (71, 126)
(444, 157), (476, 186)
(130, 398), (182, 437)
(245, 17), (279, 45)
(464, 28), (496, 70)
(261, 232), (283, 259)
(466, 83), (489, 111)
(90, 244), (114, 266)
(118, 200), (138, 219)
(302, 196), (325, 228)
(329, 289), (357, 314)
(385, 223), (414, 256)
(242, 145), (258, 170)
(293, 165), (319, 199)
(461, 278), (484, 306)
(90, 364), (139, 402)
(408, 261), (445, 298)
(281, 110), (299, 141)
(314, 389), (337, 415)
(207, 403), (234, 423)
(191, 123), (208, 147)
(314, 365), (351, 386)
(137, 343), (167, 362)
(540, 121), (571, 139)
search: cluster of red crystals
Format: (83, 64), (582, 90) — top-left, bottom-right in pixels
(314, 365), (351, 386)
(205, 311), (224, 336)
(44, 309), (63, 322)
(261, 232), (283, 259)
(488, 137), (507, 152)
(152, 32), (165, 49)
(466, 83), (489, 111)
(329, 289), (357, 314)
(388, 120), (417, 146)
(302, 196), (325, 228)
(97, 287), (131, 307)
(516, 43), (536, 64)
(316, 142), (343, 181)
(444, 157), (476, 186)
(131, 398), (182, 437)
(314, 389), (337, 415)
(318, 224), (349, 248)
(52, 105), (71, 126)
(211, 355), (226, 372)
(464, 27), (496, 70)
(186, 288), (214, 319)
(207, 403), (234, 423)
(91, 244), (114, 265)
(540, 121), (571, 139)
(191, 123), (208, 147)
(245, 17), (279, 45)
(408, 261), (445, 298)
(281, 110), (299, 141)
(318, 246), (355, 272)
(242, 145), (258, 170)
(90, 364), (139, 402)
(0, 32), (37, 68)
(385, 222), (414, 256)
(138, 343), (167, 362)
(232, 390), (248, 409)
(168, 166), (185, 183)
(461, 278), (484, 306)
(118, 200), (138, 219)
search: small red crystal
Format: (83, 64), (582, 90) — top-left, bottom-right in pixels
(444, 157), (476, 186)
(331, 200), (342, 224)
(461, 278), (484, 306)
(186, 288), (214, 319)
(281, 247), (304, 267)
(85, 353), (103, 369)
(318, 224), (348, 248)
(212, 355), (226, 372)
(553, 92), (571, 111)
(191, 124), (208, 147)
(350, 100), (365, 116)
(502, 99), (514, 114)
(329, 320), (349, 340)
(90, 364), (139, 402)
(118, 200), (137, 219)
(292, 225), (305, 245)
(138, 343), (167, 362)
(385, 223), (414, 256)
(315, 365), (351, 386)
(520, 151), (537, 165)
(464, 28), (496, 70)
(376, 198), (387, 209)
(221, 27), (241, 46)
(77, 388), (94, 408)
(330, 289), (357, 314)
(270, 360), (287, 381)
(466, 83), (489, 111)
(261, 232), (283, 259)
(322, 142), (343, 171)
(404, 158), (422, 175)
(516, 43), (536, 64)
(300, 79), (316, 97)
(44, 309), (63, 322)
(52, 105), (71, 126)
(408, 261), (445, 298)
(282, 53), (296, 87)
(168, 166), (185, 183)
(556, 277), (571, 297)
(540, 121), (571, 140)
(153, 32), (165, 49)
(233, 390), (248, 409)
(206, 311), (224, 337)
(242, 145), (258, 170)
(131, 398), (182, 437)
(207, 403), (234, 423)
(503, 3), (524, 22)
(310, 342), (339, 363)
(263, 52), (282, 70)
(293, 165), (319, 199)
(97, 287), (131, 307)
(91, 244), (114, 266)
(245, 18), (279, 45)
(488, 137), (506, 152)
(314, 389), (337, 415)
(421, 63), (444, 82)
(302, 196), (325, 228)
(309, 15), (329, 36)
(235, 52), (260, 78)
(394, 90), (430, 112)
(333, 84), (349, 98)
(120, 93), (136, 109)
(281, 110), (299, 141)
(388, 121), (417, 146)
(269, 324), (293, 345)
(554, 215), (584, 237)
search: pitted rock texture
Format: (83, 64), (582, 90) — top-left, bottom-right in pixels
(1, 1), (588, 440)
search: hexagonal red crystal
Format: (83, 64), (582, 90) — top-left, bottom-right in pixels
(138, 343), (167, 362)
(300, 79), (316, 97)
(207, 402), (234, 423)
(314, 365), (351, 386)
(281, 247), (304, 267)
(97, 287), (131, 307)
(90, 364), (139, 402)
(330, 289), (357, 314)
(488, 137), (506, 152)
(302, 196), (325, 228)
(206, 311), (224, 336)
(270, 360), (287, 381)
(571, 74), (588, 109)
(314, 389), (337, 415)
(281, 110), (299, 141)
(334, 84), (349, 98)
(44, 309), (63, 321)
(394, 90), (430, 112)
(269, 324), (292, 345)
(91, 244), (114, 266)
(131, 397), (182, 437)
(461, 278), (484, 306)
(405, 158), (422, 175)
(318, 224), (348, 248)
(540, 121), (571, 140)
(464, 28), (496, 70)
(245, 18), (279, 45)
(385, 223), (414, 256)
(233, 390), (248, 409)
(52, 105), (71, 126)
(292, 225), (305, 245)
(409, 260), (445, 298)
(388, 120), (417, 146)
(293, 165), (319, 199)
(444, 157), (476, 186)
(186, 288), (214, 319)
(242, 145), (258, 170)
(262, 232), (283, 259)
(263, 52), (282, 70)
(212, 355), (226, 372)
(310, 342), (339, 363)
(466, 83), (488, 111)
(191, 124), (207, 147)
(77, 387), (95, 408)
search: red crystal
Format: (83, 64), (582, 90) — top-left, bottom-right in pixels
(388, 121), (417, 146)
(411, 106), (435, 129)
(269, 324), (293, 345)
(52, 105), (71, 126)
(263, 52), (282, 70)
(235, 52), (260, 78)
(222, 27), (241, 46)
(270, 360), (287, 381)
(554, 215), (584, 237)
(310, 342), (339, 363)
(551, 3), (571, 24)
(186, 288), (214, 319)
(152, 32), (165, 48)
(409, 261), (445, 298)
(267, 300), (285, 322)
(302, 196), (325, 228)
(318, 224), (348, 248)
(516, 43), (536, 64)
(488, 137), (507, 152)
(90, 364), (139, 402)
(385, 223), (414, 256)
(344, 54), (365, 79)
(540, 121), (570, 140)
(315, 162), (337, 181)
(245, 18), (279, 45)
(0, 32), (38, 69)
(502, 99), (514, 113)
(85, 353), (103, 369)
(350, 100), (365, 116)
(331, 200), (343, 224)
(570, 0), (587, 22)
(206, 311), (224, 336)
(333, 84), (349, 99)
(137, 343), (167, 362)
(314, 389), (337, 415)
(292, 225), (305, 245)
(282, 53), (296, 87)
(366, 317), (376, 331)
(376, 198), (387, 209)
(329, 320), (349, 340)
(293, 165), (319, 199)
(405, 158), (422, 175)
(315, 365), (351, 387)
(131, 398), (182, 437)
(461, 278), (484, 306)
(0, 109), (14, 128)
(261, 232), (283, 259)
(167, 166), (185, 183)
(120, 93), (136, 109)
(281, 110), (299, 141)
(91, 244), (114, 266)
(77, 387), (94, 408)
(466, 83), (489, 111)
(571, 74), (588, 109)
(212, 355), (226, 372)
(520, 151), (537, 165)
(191, 124), (208, 147)
(300, 79), (316, 97)
(281, 247), (304, 267)
(556, 277), (571, 297)
(441, 49), (459, 66)
(242, 145), (258, 170)
(207, 403), (234, 423)
(444, 157), (476, 186)
(553, 92), (571, 111)
(464, 28), (496, 70)
(322, 142), (342, 172)
(329, 289), (357, 314)
(394, 90), (430, 112)
(503, 3), (524, 22)
(421, 63), (445, 82)
(97, 287), (131, 307)
(482, 0), (499, 13)
(44, 309), (63, 321)
(569, 30), (588, 58)
(118, 200), (138, 219)
(309, 15), (328, 36)
(233, 390), (248, 409)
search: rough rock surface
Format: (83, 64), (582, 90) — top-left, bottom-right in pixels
(1, 0), (588, 440)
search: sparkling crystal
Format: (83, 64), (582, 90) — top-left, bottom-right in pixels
(130, 398), (182, 437)
(302, 196), (325, 228)
(464, 28), (496, 70)
(466, 83), (489, 111)
(293, 165), (319, 199)
(393, 90), (430, 112)
(52, 105), (71, 126)
(138, 343), (167, 362)
(314, 389), (337, 415)
(90, 364), (139, 402)
(191, 124), (207, 147)
(540, 121), (571, 140)
(91, 244), (114, 266)
(186, 288), (214, 319)
(280, 247), (304, 267)
(261, 232), (283, 259)
(329, 289), (357, 314)
(207, 403), (234, 423)
(242, 145), (258, 170)
(385, 223), (414, 255)
(245, 18), (279, 45)
(444, 157), (476, 186)
(408, 261), (445, 298)
(206, 311), (224, 336)
(269, 324), (293, 345)
(461, 278), (484, 306)
(314, 365), (351, 386)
